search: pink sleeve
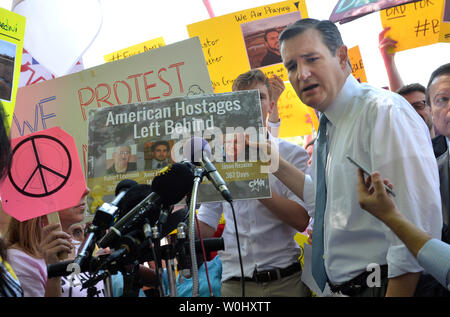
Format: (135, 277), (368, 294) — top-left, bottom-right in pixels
(7, 248), (47, 297)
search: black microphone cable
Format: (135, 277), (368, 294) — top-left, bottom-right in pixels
(229, 200), (245, 298)
(194, 213), (214, 297)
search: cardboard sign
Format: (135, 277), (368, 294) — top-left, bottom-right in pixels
(277, 83), (319, 138)
(348, 45), (368, 83)
(10, 37), (214, 180)
(104, 37), (166, 63)
(380, 0), (444, 51)
(0, 127), (86, 221)
(187, 0), (308, 93)
(87, 91), (271, 205)
(330, 0), (420, 24)
(0, 7), (25, 133)
(439, 0), (450, 42)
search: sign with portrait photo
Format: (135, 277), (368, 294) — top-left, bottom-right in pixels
(187, 0), (308, 93)
(87, 90), (272, 206)
(11, 37), (213, 179)
(0, 7), (25, 132)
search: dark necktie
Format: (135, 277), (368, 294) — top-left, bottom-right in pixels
(311, 113), (329, 292)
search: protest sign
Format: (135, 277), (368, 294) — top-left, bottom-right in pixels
(348, 45), (368, 83)
(87, 90), (271, 205)
(104, 37), (166, 63)
(439, 0), (450, 42)
(187, 0), (308, 93)
(0, 7), (25, 132)
(330, 0), (420, 24)
(277, 83), (319, 138)
(11, 37), (213, 179)
(380, 0), (444, 51)
(187, 1), (315, 137)
(0, 127), (86, 221)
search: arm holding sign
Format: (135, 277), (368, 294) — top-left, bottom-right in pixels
(267, 75), (285, 138)
(40, 223), (73, 297)
(6, 217), (74, 297)
(379, 27), (404, 92)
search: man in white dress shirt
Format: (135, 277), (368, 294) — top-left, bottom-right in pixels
(427, 63), (450, 231)
(196, 69), (312, 297)
(272, 18), (442, 297)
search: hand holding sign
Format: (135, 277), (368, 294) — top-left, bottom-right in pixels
(0, 126), (86, 222)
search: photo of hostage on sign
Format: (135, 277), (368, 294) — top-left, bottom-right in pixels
(241, 12), (301, 69)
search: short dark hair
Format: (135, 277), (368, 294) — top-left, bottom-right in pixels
(232, 69), (272, 99)
(279, 18), (343, 56)
(264, 28), (279, 42)
(151, 140), (170, 152)
(426, 62), (450, 105)
(396, 83), (426, 96)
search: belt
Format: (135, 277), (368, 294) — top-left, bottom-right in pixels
(329, 265), (388, 296)
(229, 262), (301, 284)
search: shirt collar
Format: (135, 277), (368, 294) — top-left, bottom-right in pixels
(323, 74), (360, 127)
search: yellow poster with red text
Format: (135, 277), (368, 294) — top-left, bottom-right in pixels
(348, 45), (368, 83)
(187, 1), (316, 137)
(187, 0), (308, 94)
(277, 83), (319, 138)
(104, 37), (166, 63)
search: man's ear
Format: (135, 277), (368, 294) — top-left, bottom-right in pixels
(337, 45), (349, 71)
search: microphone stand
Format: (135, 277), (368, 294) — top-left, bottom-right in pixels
(188, 167), (205, 297)
(103, 270), (114, 297)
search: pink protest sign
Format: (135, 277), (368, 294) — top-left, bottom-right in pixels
(0, 126), (86, 221)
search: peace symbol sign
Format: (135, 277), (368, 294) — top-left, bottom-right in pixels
(8, 134), (72, 197)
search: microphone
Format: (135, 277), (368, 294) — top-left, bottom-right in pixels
(183, 137), (232, 202)
(93, 179), (138, 229)
(74, 179), (137, 267)
(98, 163), (194, 248)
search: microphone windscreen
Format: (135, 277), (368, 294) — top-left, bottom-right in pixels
(182, 137), (212, 163)
(116, 184), (159, 225)
(151, 163), (194, 205)
(115, 179), (138, 196)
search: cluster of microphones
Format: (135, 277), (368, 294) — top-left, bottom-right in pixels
(47, 137), (230, 295)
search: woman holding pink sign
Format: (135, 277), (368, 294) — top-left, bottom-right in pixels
(4, 188), (106, 297)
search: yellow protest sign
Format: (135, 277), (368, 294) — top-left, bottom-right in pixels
(104, 37), (165, 63)
(348, 45), (368, 83)
(0, 8), (25, 132)
(277, 83), (319, 138)
(439, 0), (450, 43)
(187, 1), (308, 93)
(380, 0), (444, 52)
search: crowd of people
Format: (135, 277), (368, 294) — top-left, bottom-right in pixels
(0, 16), (449, 298)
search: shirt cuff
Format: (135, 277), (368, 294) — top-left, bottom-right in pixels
(303, 174), (315, 216)
(417, 239), (450, 289)
(386, 244), (423, 278)
(267, 119), (281, 128)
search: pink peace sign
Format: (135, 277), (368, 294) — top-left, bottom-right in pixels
(9, 134), (71, 197)
(0, 127), (86, 221)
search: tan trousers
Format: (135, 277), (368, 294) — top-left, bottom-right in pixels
(221, 271), (312, 297)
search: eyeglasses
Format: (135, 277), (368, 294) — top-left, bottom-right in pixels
(119, 151), (130, 155)
(410, 100), (428, 111)
(433, 94), (450, 109)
